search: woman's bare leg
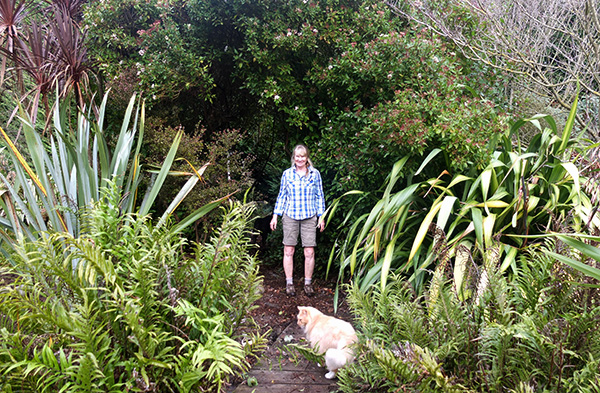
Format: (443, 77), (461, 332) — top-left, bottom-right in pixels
(283, 245), (295, 279)
(304, 247), (315, 280)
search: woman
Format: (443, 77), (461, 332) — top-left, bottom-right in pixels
(270, 144), (326, 296)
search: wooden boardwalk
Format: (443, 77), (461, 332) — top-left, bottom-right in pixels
(229, 321), (338, 393)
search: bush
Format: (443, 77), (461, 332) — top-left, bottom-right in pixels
(0, 185), (266, 392)
(339, 240), (600, 392)
(142, 118), (256, 241)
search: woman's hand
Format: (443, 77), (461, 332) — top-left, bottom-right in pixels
(317, 217), (325, 232)
(270, 215), (278, 231)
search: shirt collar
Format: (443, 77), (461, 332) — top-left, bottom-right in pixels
(292, 164), (313, 173)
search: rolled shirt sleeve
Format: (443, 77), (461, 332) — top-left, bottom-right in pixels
(273, 170), (289, 216)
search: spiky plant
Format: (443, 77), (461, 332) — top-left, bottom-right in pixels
(0, 91), (216, 261)
(0, 0), (30, 89)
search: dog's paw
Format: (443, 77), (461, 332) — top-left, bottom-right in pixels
(325, 371), (336, 379)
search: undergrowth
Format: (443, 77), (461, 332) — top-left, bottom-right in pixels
(0, 185), (266, 392)
(340, 241), (600, 392)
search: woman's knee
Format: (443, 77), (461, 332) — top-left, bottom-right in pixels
(284, 246), (295, 257)
(304, 247), (315, 258)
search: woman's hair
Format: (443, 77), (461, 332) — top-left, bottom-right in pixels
(291, 144), (314, 167)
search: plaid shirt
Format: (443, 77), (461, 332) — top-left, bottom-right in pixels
(273, 165), (326, 220)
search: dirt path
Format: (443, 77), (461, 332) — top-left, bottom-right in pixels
(226, 264), (352, 392)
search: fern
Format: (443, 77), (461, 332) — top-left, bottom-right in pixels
(179, 201), (264, 335)
(0, 185), (266, 392)
(285, 342), (326, 366)
(343, 236), (600, 392)
(172, 299), (248, 392)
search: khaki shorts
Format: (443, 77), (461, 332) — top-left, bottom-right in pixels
(282, 214), (318, 247)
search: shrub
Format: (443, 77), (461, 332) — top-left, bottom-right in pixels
(142, 118), (256, 241)
(339, 240), (600, 392)
(0, 185), (266, 392)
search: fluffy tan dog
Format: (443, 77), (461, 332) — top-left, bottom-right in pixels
(296, 306), (358, 379)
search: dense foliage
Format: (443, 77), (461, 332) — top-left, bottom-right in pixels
(0, 188), (266, 391)
(340, 239), (600, 392)
(142, 120), (255, 241)
(80, 0), (507, 197)
(325, 102), (599, 295)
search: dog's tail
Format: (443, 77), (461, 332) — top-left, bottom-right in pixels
(325, 345), (354, 373)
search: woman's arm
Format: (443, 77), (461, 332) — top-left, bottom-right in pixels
(315, 170), (326, 232)
(271, 170), (289, 230)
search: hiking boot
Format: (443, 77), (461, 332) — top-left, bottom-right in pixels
(286, 283), (296, 296)
(304, 283), (314, 297)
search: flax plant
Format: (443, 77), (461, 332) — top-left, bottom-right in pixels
(0, 92), (214, 260)
(326, 98), (599, 296)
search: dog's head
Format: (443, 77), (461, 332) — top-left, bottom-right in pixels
(297, 306), (318, 328)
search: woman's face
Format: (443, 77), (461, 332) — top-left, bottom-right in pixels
(294, 151), (308, 168)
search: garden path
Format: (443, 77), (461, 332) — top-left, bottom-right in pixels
(227, 266), (350, 393)
(230, 320), (338, 393)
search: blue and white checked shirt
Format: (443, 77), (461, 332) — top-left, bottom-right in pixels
(273, 165), (326, 220)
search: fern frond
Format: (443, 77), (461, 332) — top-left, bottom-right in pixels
(286, 343), (325, 366)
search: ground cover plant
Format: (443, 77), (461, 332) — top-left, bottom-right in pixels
(0, 186), (266, 392)
(338, 237), (600, 392)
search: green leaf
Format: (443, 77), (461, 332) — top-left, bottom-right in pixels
(139, 130), (183, 216)
(381, 234), (400, 291)
(472, 208), (483, 247)
(171, 195), (228, 235)
(436, 196), (457, 231)
(408, 200), (443, 263)
(414, 149), (441, 176)
(554, 234), (600, 263)
(557, 94), (578, 155)
(546, 251), (600, 281)
(383, 157), (409, 202)
(483, 214), (496, 249)
(499, 245), (518, 273)
(0, 125), (47, 196)
(158, 175), (201, 227)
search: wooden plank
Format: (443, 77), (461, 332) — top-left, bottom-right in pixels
(253, 357), (325, 372)
(245, 370), (334, 385)
(229, 319), (342, 393)
(232, 383), (337, 393)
